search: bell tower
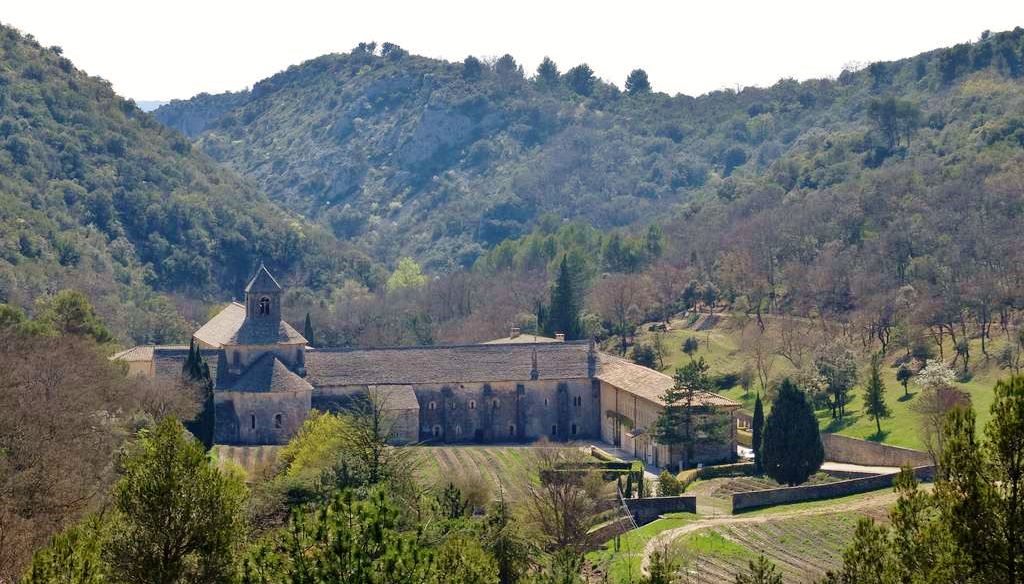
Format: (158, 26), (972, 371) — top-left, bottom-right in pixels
(245, 263), (282, 322)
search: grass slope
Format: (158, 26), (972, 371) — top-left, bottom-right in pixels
(635, 315), (1014, 450)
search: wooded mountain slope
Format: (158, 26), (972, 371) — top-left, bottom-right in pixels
(0, 24), (378, 343)
(156, 30), (1024, 274)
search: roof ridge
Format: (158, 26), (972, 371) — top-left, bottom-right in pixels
(308, 340), (591, 353)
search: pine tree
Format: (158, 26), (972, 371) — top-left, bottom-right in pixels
(106, 418), (246, 584)
(625, 68), (652, 94)
(536, 56), (560, 86)
(654, 358), (728, 468)
(543, 255), (582, 340)
(864, 353), (891, 436)
(303, 312), (315, 347)
(761, 378), (824, 486)
(752, 393), (765, 474)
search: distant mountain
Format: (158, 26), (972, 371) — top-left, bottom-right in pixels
(135, 100), (168, 112)
(154, 30), (1024, 272)
(0, 24), (378, 343)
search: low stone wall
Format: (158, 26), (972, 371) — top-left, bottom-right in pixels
(625, 495), (698, 525)
(821, 434), (932, 468)
(731, 466), (934, 512)
(587, 516), (634, 546)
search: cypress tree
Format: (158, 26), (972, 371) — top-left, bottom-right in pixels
(752, 393), (765, 474)
(304, 312), (316, 347)
(544, 255), (582, 340)
(182, 340), (215, 449)
(761, 378), (824, 486)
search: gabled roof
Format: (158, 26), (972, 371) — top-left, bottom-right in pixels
(245, 264), (282, 294)
(223, 353), (313, 394)
(153, 346), (221, 380)
(304, 342), (593, 386)
(110, 345), (158, 362)
(193, 302), (305, 347)
(596, 355), (740, 409)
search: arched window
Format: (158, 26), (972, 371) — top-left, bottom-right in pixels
(428, 401), (436, 411)
(274, 413), (283, 429)
(469, 400), (476, 410)
(257, 296), (271, 316)
(455, 425), (462, 437)
(449, 400), (456, 410)
(432, 425), (442, 438)
(508, 424), (516, 437)
(492, 399), (500, 409)
(544, 398), (549, 407)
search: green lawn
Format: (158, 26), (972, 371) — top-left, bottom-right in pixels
(635, 316), (1016, 450)
(587, 513), (699, 583)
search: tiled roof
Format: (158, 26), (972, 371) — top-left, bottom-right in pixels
(223, 353), (313, 394)
(193, 302), (305, 347)
(152, 346), (221, 380)
(596, 355), (740, 409)
(110, 345), (158, 362)
(245, 264), (282, 293)
(305, 342), (593, 386)
(483, 334), (562, 345)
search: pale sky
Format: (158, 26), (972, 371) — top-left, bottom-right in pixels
(4, 1), (1023, 101)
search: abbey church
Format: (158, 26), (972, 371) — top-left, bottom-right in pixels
(114, 265), (739, 469)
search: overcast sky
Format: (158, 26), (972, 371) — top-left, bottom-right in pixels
(4, 1), (1023, 101)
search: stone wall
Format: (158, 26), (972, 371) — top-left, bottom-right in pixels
(214, 389), (311, 445)
(821, 434), (932, 467)
(731, 466), (934, 512)
(625, 496), (698, 525)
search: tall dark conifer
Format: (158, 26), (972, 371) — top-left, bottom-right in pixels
(182, 340), (215, 449)
(543, 255), (582, 340)
(304, 312), (316, 347)
(761, 378), (824, 486)
(752, 393), (765, 474)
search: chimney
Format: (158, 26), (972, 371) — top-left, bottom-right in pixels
(510, 327), (521, 339)
(555, 333), (565, 342)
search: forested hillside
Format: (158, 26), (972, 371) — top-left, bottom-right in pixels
(0, 24), (379, 343)
(156, 29), (1024, 358)
(156, 31), (1024, 272)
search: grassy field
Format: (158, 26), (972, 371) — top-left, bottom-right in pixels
(412, 444), (594, 501)
(587, 513), (699, 583)
(635, 314), (1015, 450)
(672, 512), (874, 583)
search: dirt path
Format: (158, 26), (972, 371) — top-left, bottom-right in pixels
(638, 489), (900, 576)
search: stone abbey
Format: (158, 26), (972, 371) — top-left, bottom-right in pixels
(114, 265), (739, 469)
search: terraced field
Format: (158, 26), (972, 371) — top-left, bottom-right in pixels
(413, 445), (581, 500)
(673, 510), (887, 583)
(213, 445), (282, 477)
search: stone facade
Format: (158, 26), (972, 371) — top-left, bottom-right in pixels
(115, 266), (741, 468)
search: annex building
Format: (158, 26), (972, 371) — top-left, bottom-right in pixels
(113, 265), (740, 469)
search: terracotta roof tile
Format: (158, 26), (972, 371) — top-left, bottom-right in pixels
(223, 353), (312, 393)
(596, 355), (740, 408)
(193, 302), (305, 347)
(305, 342), (593, 386)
